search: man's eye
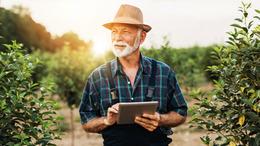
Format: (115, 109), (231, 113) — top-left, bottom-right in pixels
(124, 31), (130, 33)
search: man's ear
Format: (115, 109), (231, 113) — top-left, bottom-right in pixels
(139, 31), (147, 45)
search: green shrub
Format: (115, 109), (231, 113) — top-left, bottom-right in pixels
(57, 115), (70, 132)
(0, 41), (63, 145)
(188, 2), (260, 146)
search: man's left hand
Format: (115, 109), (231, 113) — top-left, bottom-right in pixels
(134, 112), (160, 132)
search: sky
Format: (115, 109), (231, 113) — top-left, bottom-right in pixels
(1, 0), (260, 53)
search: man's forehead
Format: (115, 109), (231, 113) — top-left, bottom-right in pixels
(111, 24), (139, 30)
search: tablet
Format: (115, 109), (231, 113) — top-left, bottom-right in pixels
(117, 101), (158, 124)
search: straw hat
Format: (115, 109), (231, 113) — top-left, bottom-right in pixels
(103, 4), (152, 32)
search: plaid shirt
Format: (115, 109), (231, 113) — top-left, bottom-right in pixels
(79, 54), (187, 134)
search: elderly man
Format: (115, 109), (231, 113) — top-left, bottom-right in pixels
(79, 4), (187, 146)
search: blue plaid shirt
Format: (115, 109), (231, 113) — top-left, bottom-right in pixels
(79, 54), (187, 135)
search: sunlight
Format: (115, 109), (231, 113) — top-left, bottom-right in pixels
(92, 33), (111, 56)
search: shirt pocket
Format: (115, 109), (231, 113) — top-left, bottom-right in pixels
(100, 86), (113, 116)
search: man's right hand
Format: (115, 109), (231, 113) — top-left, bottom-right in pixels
(104, 103), (119, 126)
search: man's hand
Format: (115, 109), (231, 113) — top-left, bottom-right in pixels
(104, 103), (119, 126)
(134, 112), (160, 132)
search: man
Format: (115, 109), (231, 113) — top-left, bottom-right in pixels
(79, 4), (187, 146)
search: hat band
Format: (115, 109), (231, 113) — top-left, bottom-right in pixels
(113, 17), (143, 25)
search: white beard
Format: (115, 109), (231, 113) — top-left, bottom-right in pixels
(112, 31), (141, 58)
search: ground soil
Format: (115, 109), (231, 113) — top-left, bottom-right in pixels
(53, 82), (216, 146)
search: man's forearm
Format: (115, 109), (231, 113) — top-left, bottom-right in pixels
(159, 111), (186, 128)
(82, 117), (109, 133)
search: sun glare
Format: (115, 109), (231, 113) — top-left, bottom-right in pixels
(93, 34), (111, 56)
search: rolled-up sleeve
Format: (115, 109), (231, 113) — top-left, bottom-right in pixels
(79, 77), (100, 124)
(167, 69), (188, 116)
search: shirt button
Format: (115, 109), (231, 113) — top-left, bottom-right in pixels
(128, 81), (131, 85)
(131, 97), (134, 101)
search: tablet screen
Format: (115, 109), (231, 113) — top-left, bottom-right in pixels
(117, 101), (158, 124)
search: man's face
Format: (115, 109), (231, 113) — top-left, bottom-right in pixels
(111, 24), (141, 57)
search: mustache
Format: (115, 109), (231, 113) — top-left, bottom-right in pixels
(113, 41), (128, 46)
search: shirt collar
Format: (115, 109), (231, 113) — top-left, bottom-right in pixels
(111, 53), (149, 77)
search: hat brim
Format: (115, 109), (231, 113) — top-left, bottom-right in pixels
(103, 22), (152, 32)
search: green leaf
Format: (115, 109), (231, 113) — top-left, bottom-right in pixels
(247, 112), (260, 121)
(245, 126), (260, 132)
(13, 135), (22, 139)
(0, 72), (6, 79)
(241, 1), (245, 6)
(253, 16), (260, 20)
(226, 41), (234, 46)
(248, 21), (253, 29)
(246, 3), (251, 9)
(242, 27), (248, 33)
(3, 108), (11, 114)
(35, 137), (54, 144)
(6, 142), (15, 146)
(1, 99), (6, 110)
(255, 9), (260, 14)
(24, 72), (31, 79)
(256, 133), (260, 145)
(249, 89), (255, 94)
(235, 18), (243, 22)
(21, 133), (29, 140)
(231, 24), (242, 29)
(241, 99), (253, 106)
(53, 103), (62, 110)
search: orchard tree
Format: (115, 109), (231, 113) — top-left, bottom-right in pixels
(0, 41), (62, 145)
(188, 2), (260, 146)
(51, 44), (95, 146)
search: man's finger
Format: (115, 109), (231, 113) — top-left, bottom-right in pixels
(135, 119), (156, 132)
(135, 116), (150, 123)
(136, 116), (159, 127)
(135, 116), (157, 126)
(111, 103), (119, 110)
(108, 107), (118, 114)
(142, 113), (160, 121)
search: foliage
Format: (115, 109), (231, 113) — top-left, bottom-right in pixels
(57, 114), (71, 132)
(32, 45), (94, 108)
(0, 6), (92, 53)
(0, 41), (63, 145)
(53, 31), (92, 51)
(30, 34), (108, 146)
(31, 43), (111, 108)
(188, 2), (260, 146)
(0, 6), (53, 52)
(52, 46), (89, 108)
(141, 40), (216, 91)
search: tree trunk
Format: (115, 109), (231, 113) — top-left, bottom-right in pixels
(71, 108), (74, 146)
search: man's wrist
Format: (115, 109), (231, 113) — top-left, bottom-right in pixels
(103, 117), (111, 126)
(158, 113), (163, 127)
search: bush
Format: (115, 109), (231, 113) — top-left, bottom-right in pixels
(188, 2), (260, 146)
(57, 115), (71, 132)
(0, 41), (63, 145)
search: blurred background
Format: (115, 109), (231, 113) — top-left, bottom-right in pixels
(0, 0), (259, 145)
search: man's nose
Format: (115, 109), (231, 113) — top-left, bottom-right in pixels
(114, 33), (123, 41)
